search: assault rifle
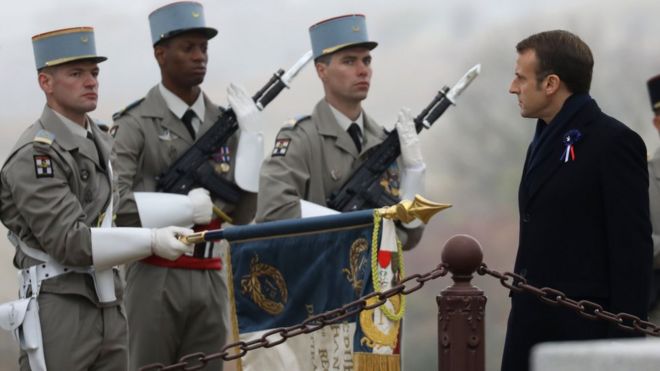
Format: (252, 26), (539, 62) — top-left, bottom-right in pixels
(326, 64), (481, 211)
(156, 51), (313, 204)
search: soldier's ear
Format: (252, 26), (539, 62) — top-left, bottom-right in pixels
(154, 45), (167, 67)
(37, 70), (54, 94)
(315, 62), (327, 82)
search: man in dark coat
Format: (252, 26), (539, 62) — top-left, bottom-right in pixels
(502, 30), (653, 371)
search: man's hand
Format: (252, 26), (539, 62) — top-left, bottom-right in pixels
(151, 226), (194, 261)
(228, 83), (261, 133)
(396, 107), (425, 169)
(187, 188), (213, 225)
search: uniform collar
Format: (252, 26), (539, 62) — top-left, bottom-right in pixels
(38, 105), (83, 150)
(327, 102), (364, 134)
(158, 83), (205, 121)
(51, 109), (92, 138)
(38, 105), (107, 168)
(313, 99), (386, 158)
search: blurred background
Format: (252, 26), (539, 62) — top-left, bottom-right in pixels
(0, 0), (659, 369)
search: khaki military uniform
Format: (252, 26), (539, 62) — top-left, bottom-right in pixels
(256, 99), (388, 220)
(112, 85), (255, 370)
(256, 99), (423, 247)
(648, 147), (660, 324)
(0, 106), (126, 370)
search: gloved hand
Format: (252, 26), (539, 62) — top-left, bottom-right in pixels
(187, 188), (213, 225)
(396, 107), (426, 228)
(150, 226), (194, 261)
(228, 83), (261, 133)
(395, 107), (425, 170)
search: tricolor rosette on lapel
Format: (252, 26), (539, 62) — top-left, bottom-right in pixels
(561, 129), (583, 163)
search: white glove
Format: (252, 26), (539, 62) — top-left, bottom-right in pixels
(151, 226), (194, 261)
(228, 83), (265, 192)
(228, 83), (262, 133)
(187, 188), (213, 225)
(396, 107), (425, 170)
(396, 108), (426, 229)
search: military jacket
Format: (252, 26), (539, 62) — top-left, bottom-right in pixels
(256, 99), (394, 221)
(111, 85), (256, 227)
(0, 106), (121, 305)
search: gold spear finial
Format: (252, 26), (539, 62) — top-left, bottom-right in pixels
(378, 194), (451, 224)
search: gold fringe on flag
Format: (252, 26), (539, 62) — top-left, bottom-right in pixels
(354, 353), (401, 371)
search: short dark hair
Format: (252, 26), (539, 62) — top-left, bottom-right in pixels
(516, 30), (593, 94)
(314, 53), (333, 66)
(37, 65), (56, 74)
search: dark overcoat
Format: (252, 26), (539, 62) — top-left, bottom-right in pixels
(502, 95), (653, 371)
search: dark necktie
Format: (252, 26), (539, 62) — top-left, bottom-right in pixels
(181, 109), (196, 140)
(347, 122), (362, 153)
(86, 131), (105, 169)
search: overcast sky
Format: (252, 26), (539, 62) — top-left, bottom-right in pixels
(0, 0), (624, 139)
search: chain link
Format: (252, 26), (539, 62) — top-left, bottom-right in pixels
(477, 263), (660, 337)
(139, 263), (449, 370)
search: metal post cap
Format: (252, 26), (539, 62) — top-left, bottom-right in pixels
(441, 234), (483, 275)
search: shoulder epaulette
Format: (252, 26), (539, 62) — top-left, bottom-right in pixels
(33, 129), (55, 146)
(112, 97), (145, 121)
(281, 115), (311, 130)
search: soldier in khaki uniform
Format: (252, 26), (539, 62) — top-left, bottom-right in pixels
(256, 14), (426, 248)
(0, 27), (194, 371)
(111, 2), (263, 369)
(647, 74), (660, 324)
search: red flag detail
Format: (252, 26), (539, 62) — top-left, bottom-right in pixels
(378, 251), (392, 268)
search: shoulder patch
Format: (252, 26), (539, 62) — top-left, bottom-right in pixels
(34, 155), (54, 178)
(271, 138), (291, 157)
(280, 115), (311, 130)
(33, 129), (55, 146)
(112, 97), (145, 121)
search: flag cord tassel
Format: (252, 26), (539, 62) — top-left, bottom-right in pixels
(371, 211), (406, 321)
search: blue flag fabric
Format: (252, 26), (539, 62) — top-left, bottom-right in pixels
(225, 210), (402, 371)
(232, 223), (373, 332)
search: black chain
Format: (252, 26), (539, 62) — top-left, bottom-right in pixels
(139, 263), (449, 371)
(477, 263), (660, 337)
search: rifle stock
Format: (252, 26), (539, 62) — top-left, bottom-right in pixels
(156, 51), (313, 203)
(326, 64), (481, 211)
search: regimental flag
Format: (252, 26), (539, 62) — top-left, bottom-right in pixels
(225, 210), (404, 371)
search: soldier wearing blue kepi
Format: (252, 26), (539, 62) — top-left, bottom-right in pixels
(110, 2), (263, 370)
(0, 27), (195, 371)
(647, 74), (660, 324)
(256, 14), (425, 248)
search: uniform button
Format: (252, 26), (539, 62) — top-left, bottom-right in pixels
(80, 169), (89, 181)
(522, 212), (531, 222)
